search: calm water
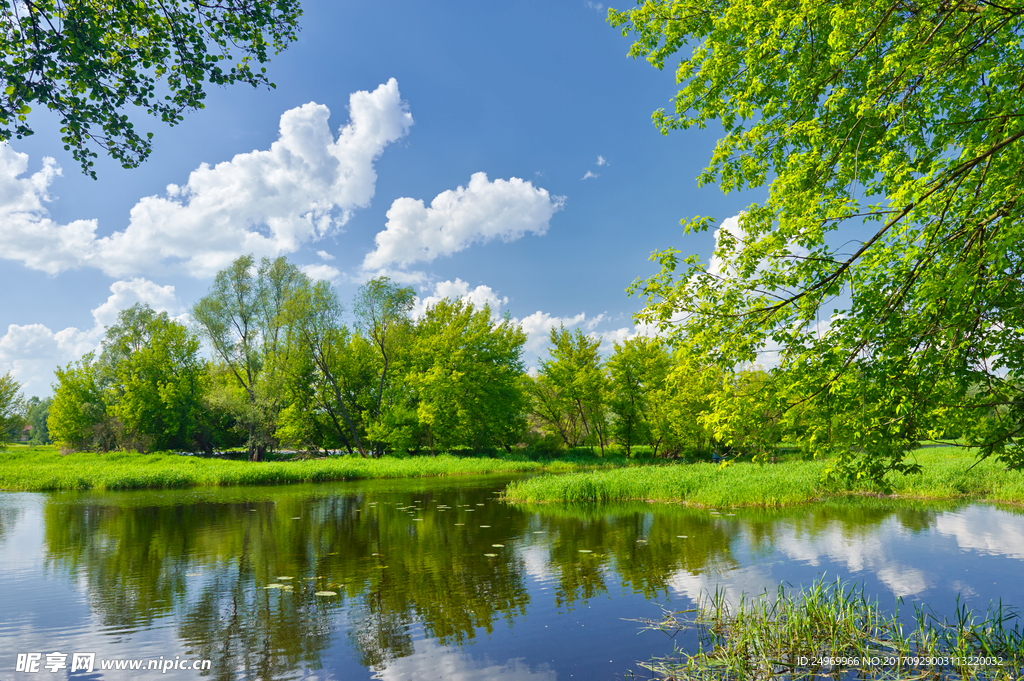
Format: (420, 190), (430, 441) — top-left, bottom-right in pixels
(1, 476), (1023, 680)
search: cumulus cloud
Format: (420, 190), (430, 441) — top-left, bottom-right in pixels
(362, 172), (564, 271)
(514, 310), (588, 356)
(0, 279), (182, 396)
(316, 250), (335, 261)
(413, 278), (509, 320)
(300, 264), (342, 282)
(0, 79), (413, 278)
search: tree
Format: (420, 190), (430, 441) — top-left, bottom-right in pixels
(25, 396), (52, 445)
(1, 0), (301, 177)
(281, 278), (368, 456)
(615, 0), (1024, 477)
(353, 277), (416, 456)
(192, 254), (303, 461)
(411, 299), (529, 453)
(606, 337), (670, 456)
(100, 304), (206, 452)
(0, 372), (25, 445)
(530, 326), (609, 454)
(49, 354), (112, 451)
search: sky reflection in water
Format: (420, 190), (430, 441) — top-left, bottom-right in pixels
(1, 479), (1022, 680)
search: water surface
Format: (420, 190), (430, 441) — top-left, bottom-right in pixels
(1, 477), (1022, 680)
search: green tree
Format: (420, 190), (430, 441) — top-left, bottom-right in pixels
(280, 277), (368, 456)
(353, 277), (416, 456)
(49, 354), (112, 451)
(606, 337), (671, 456)
(647, 351), (720, 457)
(1, 0), (301, 177)
(530, 326), (609, 454)
(411, 299), (529, 453)
(24, 396), (52, 445)
(615, 0), (1024, 477)
(0, 372), (25, 445)
(192, 255), (303, 461)
(100, 304), (207, 452)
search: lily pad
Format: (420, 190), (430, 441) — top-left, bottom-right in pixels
(480, 525), (491, 528)
(492, 544), (504, 548)
(277, 576), (294, 580)
(265, 584), (283, 589)
(578, 549), (593, 553)
(314, 591), (337, 597)
(484, 553), (498, 557)
(676, 535), (688, 539)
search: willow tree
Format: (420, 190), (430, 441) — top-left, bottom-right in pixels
(615, 0), (1024, 479)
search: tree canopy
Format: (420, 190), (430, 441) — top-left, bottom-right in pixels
(1, 0), (301, 177)
(614, 0), (1024, 477)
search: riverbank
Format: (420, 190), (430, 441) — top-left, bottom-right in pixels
(0, 445), (629, 492)
(503, 447), (1024, 507)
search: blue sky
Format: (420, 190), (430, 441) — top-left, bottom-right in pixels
(1, 0), (759, 397)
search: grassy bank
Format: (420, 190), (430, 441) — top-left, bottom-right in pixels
(0, 445), (629, 492)
(635, 577), (1023, 680)
(504, 447), (1024, 507)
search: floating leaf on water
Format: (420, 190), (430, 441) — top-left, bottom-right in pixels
(476, 503), (485, 506)
(464, 509), (475, 512)
(480, 525), (491, 528)
(314, 591), (337, 597)
(636, 539), (647, 543)
(412, 518), (423, 521)
(676, 535), (688, 539)
(186, 573), (202, 577)
(291, 517), (301, 519)
(372, 553), (382, 556)
(265, 584), (283, 589)
(484, 553), (498, 557)
(277, 576), (294, 580)
(492, 544), (504, 548)
(533, 531), (545, 534)
(454, 523), (465, 526)
(726, 513), (736, 516)
(578, 550), (593, 553)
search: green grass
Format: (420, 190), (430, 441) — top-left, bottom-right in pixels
(0, 444), (629, 492)
(504, 447), (1024, 507)
(634, 577), (1023, 680)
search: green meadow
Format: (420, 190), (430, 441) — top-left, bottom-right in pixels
(503, 447), (1024, 507)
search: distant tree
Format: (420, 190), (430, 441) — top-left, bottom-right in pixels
(0, 372), (25, 445)
(1, 0), (302, 177)
(606, 338), (671, 456)
(49, 355), (112, 451)
(192, 255), (303, 461)
(352, 277), (416, 456)
(24, 396), (52, 445)
(412, 299), (528, 453)
(100, 304), (206, 452)
(530, 326), (609, 454)
(281, 278), (368, 456)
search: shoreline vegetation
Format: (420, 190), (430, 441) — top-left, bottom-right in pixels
(0, 444), (631, 493)
(1, 444), (1021, 507)
(503, 447), (1024, 508)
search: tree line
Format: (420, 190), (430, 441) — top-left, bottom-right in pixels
(1, 255), (802, 461)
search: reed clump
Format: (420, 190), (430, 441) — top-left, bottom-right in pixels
(635, 578), (1024, 680)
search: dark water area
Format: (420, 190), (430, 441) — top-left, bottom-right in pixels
(1, 477), (1023, 680)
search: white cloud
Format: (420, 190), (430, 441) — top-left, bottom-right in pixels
(514, 311), (587, 357)
(316, 250), (335, 261)
(581, 170), (598, 180)
(0, 80), (413, 278)
(299, 263), (342, 282)
(0, 279), (182, 397)
(585, 1), (605, 12)
(596, 155), (608, 166)
(413, 279), (509, 319)
(362, 172), (564, 271)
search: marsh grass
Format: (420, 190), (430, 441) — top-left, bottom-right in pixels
(504, 447), (1024, 507)
(0, 444), (626, 492)
(635, 578), (1024, 680)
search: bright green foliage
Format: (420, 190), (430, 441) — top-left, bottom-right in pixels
(100, 304), (206, 452)
(411, 299), (529, 453)
(353, 277), (417, 456)
(25, 396), (52, 445)
(647, 351), (720, 456)
(529, 326), (609, 453)
(606, 337), (671, 456)
(280, 278), (367, 456)
(0, 372), (25, 444)
(0, 0), (301, 177)
(703, 368), (785, 460)
(192, 255), (304, 461)
(614, 0), (1024, 478)
(49, 354), (110, 451)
